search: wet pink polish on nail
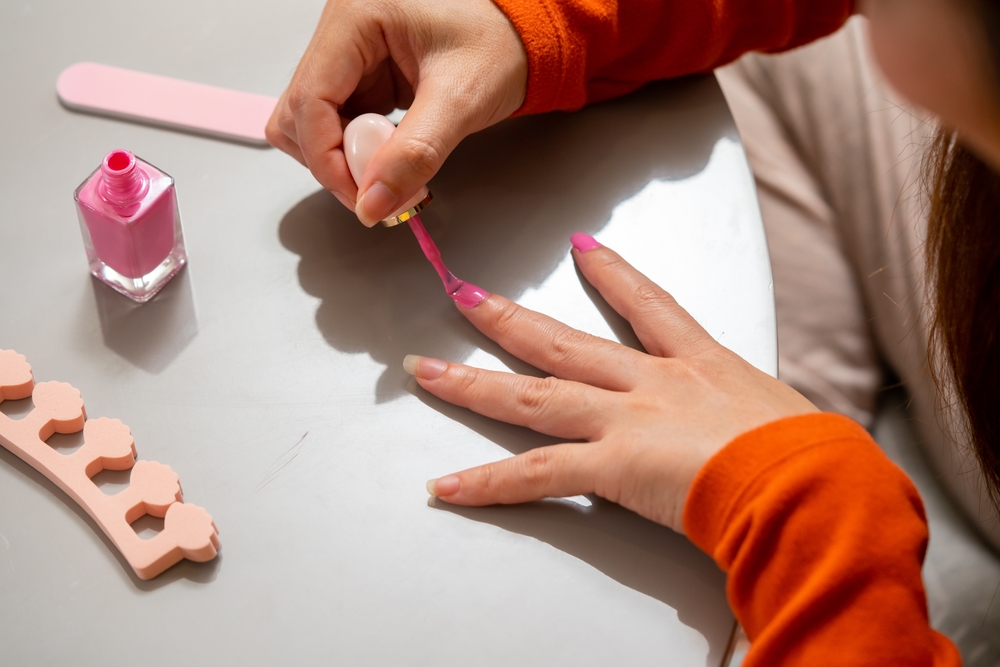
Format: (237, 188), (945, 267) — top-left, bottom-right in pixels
(570, 232), (601, 253)
(74, 149), (187, 302)
(450, 283), (489, 308)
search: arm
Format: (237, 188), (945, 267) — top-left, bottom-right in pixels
(493, 0), (855, 114)
(270, 0), (853, 224)
(685, 413), (962, 666)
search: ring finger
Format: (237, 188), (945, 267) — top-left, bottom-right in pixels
(404, 355), (618, 441)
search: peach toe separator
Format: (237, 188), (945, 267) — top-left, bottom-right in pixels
(0, 349), (219, 580)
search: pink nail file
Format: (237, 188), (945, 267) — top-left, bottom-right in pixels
(56, 62), (278, 147)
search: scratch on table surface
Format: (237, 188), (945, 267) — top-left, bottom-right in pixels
(255, 432), (309, 494)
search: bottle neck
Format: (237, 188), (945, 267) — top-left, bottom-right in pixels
(97, 149), (149, 216)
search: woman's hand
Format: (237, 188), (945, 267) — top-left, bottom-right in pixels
(405, 235), (818, 533)
(266, 0), (527, 226)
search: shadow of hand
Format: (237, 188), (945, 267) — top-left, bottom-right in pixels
(278, 77), (729, 401)
(278, 76), (738, 662)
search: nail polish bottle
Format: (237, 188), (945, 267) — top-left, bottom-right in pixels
(74, 150), (187, 302)
(343, 114), (432, 226)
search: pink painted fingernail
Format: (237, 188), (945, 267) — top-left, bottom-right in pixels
(451, 283), (489, 309)
(427, 475), (460, 497)
(402, 355), (447, 380)
(570, 232), (601, 253)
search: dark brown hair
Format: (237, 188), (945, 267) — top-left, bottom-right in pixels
(925, 130), (1000, 511)
(924, 0), (1000, 512)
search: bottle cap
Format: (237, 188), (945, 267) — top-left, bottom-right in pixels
(381, 191), (433, 227)
(343, 113), (433, 227)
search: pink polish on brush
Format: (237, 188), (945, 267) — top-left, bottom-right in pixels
(343, 114), (488, 307)
(74, 150), (187, 302)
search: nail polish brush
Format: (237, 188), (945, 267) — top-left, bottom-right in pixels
(343, 114), (488, 307)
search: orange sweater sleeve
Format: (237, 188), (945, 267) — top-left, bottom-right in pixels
(683, 413), (962, 666)
(491, 0), (854, 114)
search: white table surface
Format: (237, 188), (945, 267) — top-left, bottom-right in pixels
(0, 1), (774, 665)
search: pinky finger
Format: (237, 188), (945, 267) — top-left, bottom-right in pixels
(280, 137), (307, 167)
(266, 119), (307, 166)
(427, 442), (604, 506)
(265, 93), (307, 165)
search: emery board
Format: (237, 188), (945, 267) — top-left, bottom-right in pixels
(57, 62), (278, 147)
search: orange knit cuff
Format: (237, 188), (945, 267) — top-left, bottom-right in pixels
(491, 0), (581, 115)
(682, 413), (873, 557)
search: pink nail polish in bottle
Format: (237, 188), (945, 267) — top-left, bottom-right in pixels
(74, 149), (187, 302)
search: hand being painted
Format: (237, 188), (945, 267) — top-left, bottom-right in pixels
(265, 0), (527, 227)
(404, 234), (818, 533)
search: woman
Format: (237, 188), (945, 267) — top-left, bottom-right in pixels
(266, 0), (1000, 663)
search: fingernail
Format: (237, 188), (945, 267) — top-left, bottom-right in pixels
(356, 181), (398, 226)
(427, 475), (460, 497)
(570, 232), (601, 253)
(331, 191), (355, 210)
(452, 283), (489, 309)
(402, 355), (447, 380)
(354, 192), (377, 227)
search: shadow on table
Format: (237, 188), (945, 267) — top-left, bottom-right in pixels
(278, 76), (734, 403)
(89, 269), (199, 375)
(279, 76), (737, 664)
(419, 385), (733, 666)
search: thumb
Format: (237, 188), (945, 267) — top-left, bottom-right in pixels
(354, 72), (493, 225)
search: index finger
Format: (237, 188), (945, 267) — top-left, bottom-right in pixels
(286, 24), (371, 197)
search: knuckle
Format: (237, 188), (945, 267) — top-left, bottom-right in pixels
(479, 463), (499, 497)
(631, 282), (672, 312)
(547, 326), (591, 364)
(491, 302), (523, 338)
(515, 376), (559, 415)
(264, 120), (285, 147)
(286, 84), (312, 113)
(397, 137), (443, 180)
(276, 110), (298, 136)
(453, 366), (483, 397)
(517, 448), (555, 489)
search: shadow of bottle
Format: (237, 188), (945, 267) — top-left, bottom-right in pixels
(90, 268), (198, 374)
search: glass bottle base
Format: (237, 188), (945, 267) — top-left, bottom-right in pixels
(89, 249), (187, 303)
